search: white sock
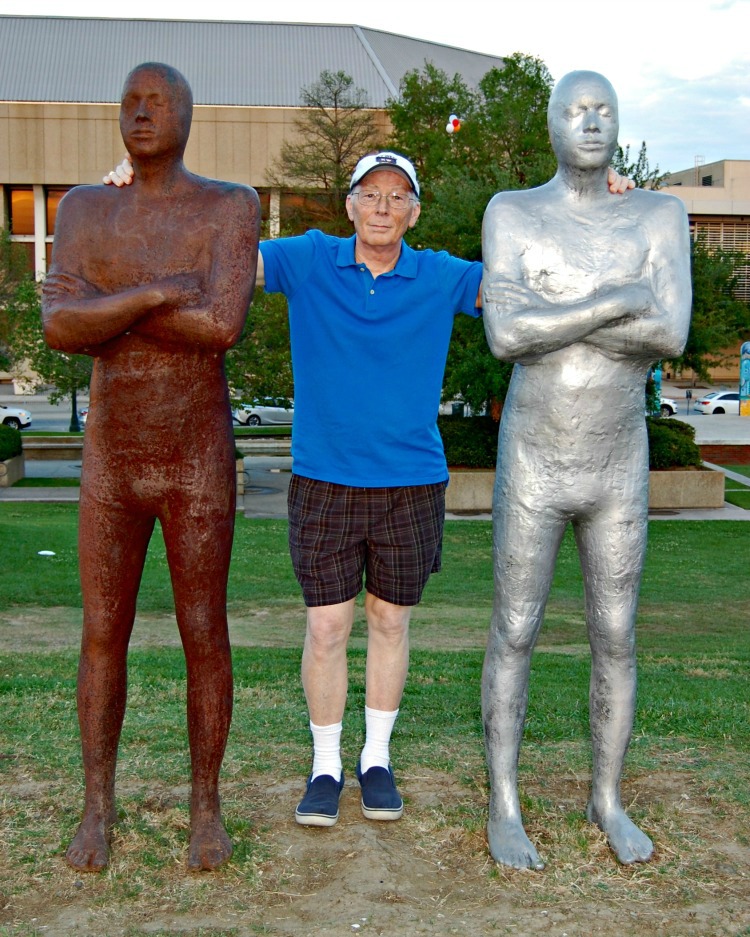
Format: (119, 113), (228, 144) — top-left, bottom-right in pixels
(310, 721), (343, 782)
(360, 706), (399, 773)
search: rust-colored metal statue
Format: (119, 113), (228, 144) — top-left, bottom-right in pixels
(42, 62), (260, 872)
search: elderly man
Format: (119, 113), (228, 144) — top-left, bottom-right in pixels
(481, 71), (691, 869)
(258, 152), (483, 825)
(106, 145), (631, 829)
(44, 62), (260, 872)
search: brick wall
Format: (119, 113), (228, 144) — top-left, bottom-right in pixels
(700, 444), (750, 465)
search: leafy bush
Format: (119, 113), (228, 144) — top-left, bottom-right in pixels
(0, 423), (23, 462)
(439, 414), (701, 471)
(438, 415), (498, 468)
(646, 417), (702, 470)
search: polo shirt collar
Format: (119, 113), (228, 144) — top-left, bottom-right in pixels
(337, 235), (419, 279)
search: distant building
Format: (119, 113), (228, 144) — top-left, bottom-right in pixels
(0, 15), (504, 278)
(662, 160), (750, 383)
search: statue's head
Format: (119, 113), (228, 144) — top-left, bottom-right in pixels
(547, 71), (619, 170)
(119, 63), (193, 161)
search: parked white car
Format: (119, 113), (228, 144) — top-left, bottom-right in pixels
(0, 403), (32, 430)
(693, 391), (740, 415)
(233, 397), (294, 426)
(658, 397), (679, 416)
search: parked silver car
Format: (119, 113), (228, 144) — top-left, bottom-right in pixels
(233, 397), (294, 426)
(0, 403), (32, 430)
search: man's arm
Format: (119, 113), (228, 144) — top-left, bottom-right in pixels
(581, 196), (691, 359)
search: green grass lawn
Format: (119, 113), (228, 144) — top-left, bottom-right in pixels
(722, 464), (750, 509)
(1, 507), (748, 932)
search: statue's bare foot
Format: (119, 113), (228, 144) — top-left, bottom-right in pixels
(65, 807), (117, 872)
(587, 802), (653, 864)
(188, 812), (232, 871)
(487, 816), (545, 870)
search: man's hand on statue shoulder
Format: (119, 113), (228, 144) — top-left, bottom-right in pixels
(103, 155), (134, 186)
(607, 168), (635, 194)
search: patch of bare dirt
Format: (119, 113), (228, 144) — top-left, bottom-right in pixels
(2, 768), (749, 937)
(2, 609), (748, 936)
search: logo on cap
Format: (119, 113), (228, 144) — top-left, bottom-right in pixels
(375, 155), (398, 165)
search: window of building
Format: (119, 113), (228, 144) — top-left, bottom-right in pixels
(46, 187), (71, 234)
(693, 220), (750, 302)
(8, 187), (34, 235)
(701, 175), (713, 187)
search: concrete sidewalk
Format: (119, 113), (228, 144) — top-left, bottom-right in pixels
(2, 454), (749, 520)
(3, 395), (750, 519)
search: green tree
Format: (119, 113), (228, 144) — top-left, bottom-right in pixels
(5, 278), (92, 430)
(476, 53), (556, 191)
(388, 55), (554, 415)
(225, 289), (293, 402)
(0, 229), (32, 371)
(668, 235), (750, 380)
(611, 141), (667, 190)
(387, 62), (481, 190)
(443, 316), (513, 417)
(268, 70), (381, 235)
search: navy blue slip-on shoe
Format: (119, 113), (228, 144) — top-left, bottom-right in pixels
(294, 772), (345, 827)
(356, 762), (404, 821)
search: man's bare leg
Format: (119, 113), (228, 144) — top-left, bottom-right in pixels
(363, 593), (411, 711)
(167, 491), (235, 871)
(66, 502), (153, 871)
(301, 600), (356, 727)
(576, 510), (654, 864)
(483, 497), (565, 870)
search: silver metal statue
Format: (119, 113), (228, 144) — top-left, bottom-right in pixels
(480, 70), (691, 870)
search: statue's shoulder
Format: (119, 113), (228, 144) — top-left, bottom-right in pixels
(190, 176), (261, 220)
(485, 185), (542, 220)
(54, 183), (114, 229)
(59, 183), (109, 206)
(193, 174), (259, 200)
(627, 186), (687, 218)
(624, 189), (688, 241)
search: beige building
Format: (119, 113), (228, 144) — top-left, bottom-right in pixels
(661, 160), (750, 382)
(0, 15), (504, 280)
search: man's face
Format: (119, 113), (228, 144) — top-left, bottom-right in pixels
(119, 67), (192, 161)
(548, 73), (619, 171)
(346, 170), (421, 249)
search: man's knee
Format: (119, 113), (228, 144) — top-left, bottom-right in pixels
(365, 594), (411, 642)
(306, 604), (354, 654)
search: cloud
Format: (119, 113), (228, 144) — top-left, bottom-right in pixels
(618, 59), (750, 172)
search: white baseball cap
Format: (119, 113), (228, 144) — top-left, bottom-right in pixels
(349, 151), (420, 197)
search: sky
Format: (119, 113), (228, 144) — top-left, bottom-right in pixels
(4, 0), (749, 175)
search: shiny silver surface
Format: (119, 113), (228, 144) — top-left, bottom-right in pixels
(481, 71), (692, 869)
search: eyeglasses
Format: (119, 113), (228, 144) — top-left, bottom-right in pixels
(352, 190), (416, 212)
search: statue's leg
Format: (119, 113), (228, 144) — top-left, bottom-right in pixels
(483, 493), (566, 870)
(574, 506), (654, 864)
(163, 476), (235, 872)
(67, 492), (154, 871)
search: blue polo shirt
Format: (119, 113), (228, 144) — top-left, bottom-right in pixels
(260, 230), (482, 487)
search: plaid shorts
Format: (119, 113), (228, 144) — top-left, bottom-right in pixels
(288, 474), (447, 608)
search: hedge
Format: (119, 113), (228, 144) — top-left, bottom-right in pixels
(438, 415), (498, 468)
(646, 416), (702, 470)
(438, 414), (701, 472)
(0, 423), (23, 462)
